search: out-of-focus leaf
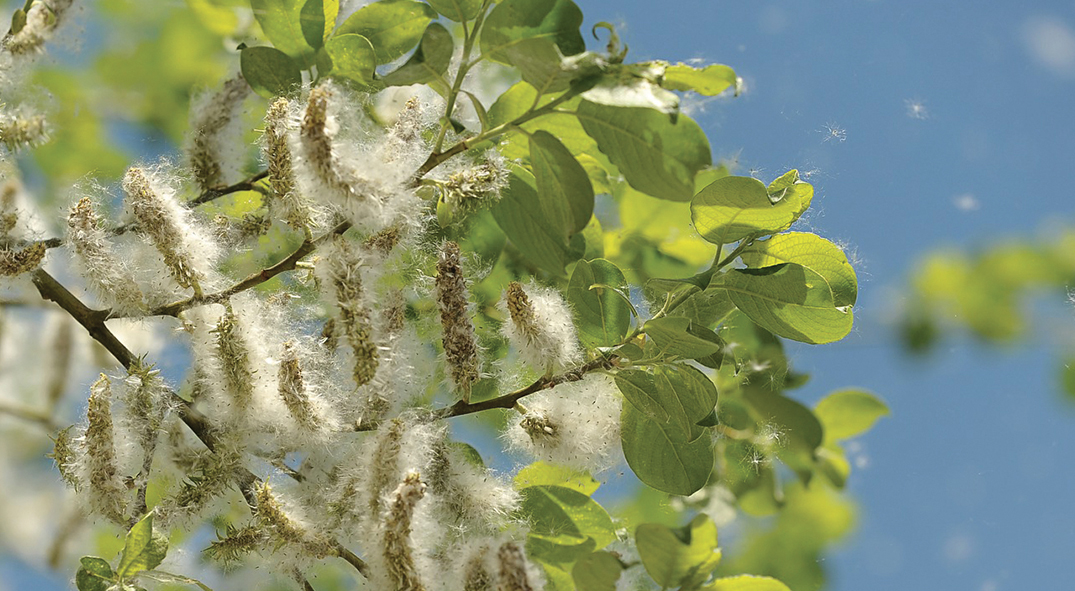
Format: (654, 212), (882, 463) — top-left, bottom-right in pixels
(636, 514), (722, 588)
(336, 0), (435, 64)
(814, 389), (888, 441)
(514, 461), (600, 495)
(381, 22), (453, 87)
(241, 46), (302, 97)
(321, 33), (376, 86)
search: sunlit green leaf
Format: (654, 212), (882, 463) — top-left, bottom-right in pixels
(251, 0), (319, 65)
(577, 101), (711, 202)
(492, 166), (575, 275)
(621, 401), (713, 495)
(117, 512), (168, 580)
(663, 63), (738, 96)
(381, 22), (453, 87)
(741, 232), (857, 308)
(427, 0), (482, 22)
(75, 557), (114, 591)
(531, 130), (594, 234)
(240, 46), (302, 97)
(520, 485), (616, 548)
(480, 0), (585, 66)
(703, 575), (792, 591)
(814, 389), (888, 441)
(572, 552), (624, 591)
(615, 364), (717, 438)
(514, 461), (600, 495)
(691, 173), (812, 245)
(336, 0), (435, 64)
(299, 0), (338, 50)
(567, 259), (631, 347)
(636, 514), (722, 588)
(719, 263), (853, 344)
(643, 316), (722, 360)
(322, 33), (376, 86)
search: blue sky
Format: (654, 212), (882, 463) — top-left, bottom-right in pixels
(576, 1), (1075, 589)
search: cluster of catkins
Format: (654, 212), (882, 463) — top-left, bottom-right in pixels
(40, 73), (624, 589)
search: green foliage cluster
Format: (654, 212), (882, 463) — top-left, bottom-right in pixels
(0, 1), (888, 590)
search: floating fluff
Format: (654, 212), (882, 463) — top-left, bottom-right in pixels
(501, 281), (581, 374)
(505, 374), (622, 473)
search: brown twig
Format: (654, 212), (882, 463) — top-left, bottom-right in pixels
(435, 355), (617, 420)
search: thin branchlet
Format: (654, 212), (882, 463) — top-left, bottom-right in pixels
(436, 241), (479, 400)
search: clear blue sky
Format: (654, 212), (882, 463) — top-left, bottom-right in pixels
(578, 1), (1075, 590)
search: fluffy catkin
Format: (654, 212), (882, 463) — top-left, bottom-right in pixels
(82, 374), (127, 523)
(0, 241), (45, 276)
(212, 305), (256, 413)
(66, 197), (145, 314)
(277, 340), (318, 432)
(122, 167), (206, 296)
(263, 97), (311, 230)
(300, 84), (355, 199)
(501, 281), (581, 373)
(0, 111), (48, 151)
(1, 0), (76, 55)
(497, 542), (535, 591)
(383, 472), (427, 591)
(435, 241), (479, 399)
(255, 482), (331, 556)
(326, 238), (379, 388)
(187, 74), (250, 190)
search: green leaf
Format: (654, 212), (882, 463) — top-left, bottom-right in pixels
(336, 0), (435, 64)
(480, 0), (585, 66)
(644, 316), (722, 360)
(663, 63), (738, 96)
(240, 46), (302, 97)
(427, 0), (483, 22)
(321, 34), (377, 86)
(814, 389), (889, 441)
(515, 461), (600, 495)
(703, 575), (792, 591)
(251, 0), (319, 65)
(741, 232), (858, 308)
(519, 485), (616, 549)
(636, 514), (722, 588)
(719, 263), (853, 345)
(577, 100), (711, 202)
(615, 364), (717, 439)
(492, 167), (574, 275)
(691, 173), (812, 245)
(746, 392), (824, 480)
(621, 401), (713, 495)
(581, 62), (680, 115)
(566, 259), (631, 347)
(531, 130), (594, 234)
(75, 557), (114, 591)
(117, 512), (168, 581)
(381, 22), (453, 87)
(572, 552), (624, 591)
(299, 0), (338, 50)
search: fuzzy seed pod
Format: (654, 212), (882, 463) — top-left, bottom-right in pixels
(82, 374), (127, 523)
(50, 426), (79, 490)
(187, 75), (250, 190)
(382, 471), (427, 591)
(123, 167), (207, 296)
(497, 542), (535, 591)
(278, 341), (318, 431)
(301, 85), (355, 198)
(0, 241), (45, 276)
(439, 156), (510, 216)
(463, 546), (494, 591)
(212, 306), (256, 411)
(435, 241), (479, 399)
(327, 239), (379, 388)
(255, 482), (306, 546)
(0, 112), (48, 151)
(502, 281), (581, 374)
(364, 226), (401, 256)
(263, 98), (312, 230)
(66, 197), (145, 313)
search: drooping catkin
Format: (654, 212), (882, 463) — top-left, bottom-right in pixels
(502, 281), (581, 374)
(263, 97), (312, 230)
(82, 374), (127, 523)
(124, 364), (168, 487)
(435, 241), (479, 400)
(123, 167), (206, 296)
(327, 238), (379, 388)
(50, 426), (79, 491)
(382, 471), (427, 591)
(0, 241), (45, 276)
(212, 305), (256, 412)
(187, 74), (250, 190)
(497, 542), (535, 591)
(463, 546), (494, 591)
(66, 197), (145, 313)
(301, 84), (355, 199)
(0, 111), (48, 151)
(277, 341), (318, 431)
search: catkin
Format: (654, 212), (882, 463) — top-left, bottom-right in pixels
(435, 241), (479, 399)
